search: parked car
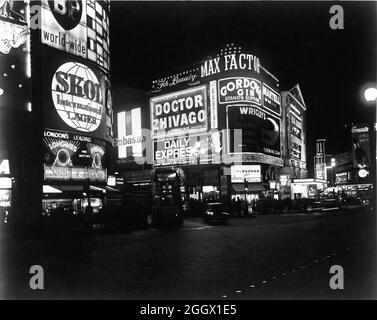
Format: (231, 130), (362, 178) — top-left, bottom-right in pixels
(202, 202), (230, 224)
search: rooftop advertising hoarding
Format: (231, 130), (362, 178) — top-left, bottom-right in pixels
(150, 86), (208, 139)
(43, 50), (113, 143)
(40, 0), (110, 71)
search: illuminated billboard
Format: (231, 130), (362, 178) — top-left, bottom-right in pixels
(43, 129), (106, 168)
(154, 131), (221, 166)
(0, 0), (29, 55)
(231, 165), (261, 183)
(227, 105), (281, 158)
(40, 0), (110, 71)
(0, 1), (30, 110)
(315, 163), (327, 181)
(150, 86), (208, 139)
(117, 107), (146, 160)
(262, 83), (281, 116)
(0, 189), (11, 208)
(352, 125), (371, 170)
(218, 77), (262, 106)
(44, 165), (106, 182)
(43, 129), (107, 182)
(288, 100), (305, 162)
(43, 51), (112, 142)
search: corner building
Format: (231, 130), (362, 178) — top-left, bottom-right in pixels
(1, 0), (113, 223)
(149, 44), (307, 203)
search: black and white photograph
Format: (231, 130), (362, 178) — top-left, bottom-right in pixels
(0, 0), (376, 305)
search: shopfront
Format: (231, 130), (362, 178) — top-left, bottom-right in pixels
(291, 178), (327, 199)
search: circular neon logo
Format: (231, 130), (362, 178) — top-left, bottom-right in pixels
(48, 0), (83, 31)
(51, 62), (103, 133)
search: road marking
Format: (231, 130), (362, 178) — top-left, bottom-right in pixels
(222, 295), (227, 298)
(191, 226), (213, 230)
(236, 290), (242, 294)
(262, 280), (267, 284)
(250, 284), (255, 288)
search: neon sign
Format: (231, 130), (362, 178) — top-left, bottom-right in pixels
(150, 86), (208, 138)
(51, 62), (103, 132)
(0, 159), (10, 174)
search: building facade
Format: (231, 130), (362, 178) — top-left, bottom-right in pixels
(113, 44), (309, 204)
(1, 0), (113, 223)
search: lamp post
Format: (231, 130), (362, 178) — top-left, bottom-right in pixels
(363, 87), (376, 207)
(194, 142), (205, 203)
(331, 157), (336, 191)
(364, 84), (377, 203)
(244, 178), (248, 216)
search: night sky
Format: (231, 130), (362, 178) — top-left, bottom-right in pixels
(109, 1), (377, 174)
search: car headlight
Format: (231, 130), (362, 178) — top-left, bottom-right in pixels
(206, 210), (214, 216)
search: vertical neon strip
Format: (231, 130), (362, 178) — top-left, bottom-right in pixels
(25, 0), (31, 78)
(132, 108), (142, 156)
(117, 112), (126, 158)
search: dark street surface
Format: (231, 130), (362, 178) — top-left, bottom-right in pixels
(1, 206), (376, 300)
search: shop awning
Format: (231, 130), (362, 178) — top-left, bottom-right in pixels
(232, 184), (265, 193)
(106, 186), (120, 192)
(90, 185), (106, 192)
(59, 185), (84, 192)
(43, 185), (62, 193)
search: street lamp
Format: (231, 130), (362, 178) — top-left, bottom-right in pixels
(244, 179), (248, 216)
(194, 142), (204, 202)
(331, 158), (336, 189)
(364, 87), (377, 102)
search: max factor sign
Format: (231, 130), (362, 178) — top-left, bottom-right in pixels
(51, 62), (103, 133)
(201, 53), (260, 77)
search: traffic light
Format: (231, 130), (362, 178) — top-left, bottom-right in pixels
(244, 179), (248, 191)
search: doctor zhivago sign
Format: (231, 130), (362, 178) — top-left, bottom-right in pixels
(150, 86), (208, 139)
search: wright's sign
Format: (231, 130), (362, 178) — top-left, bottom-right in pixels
(150, 86), (208, 138)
